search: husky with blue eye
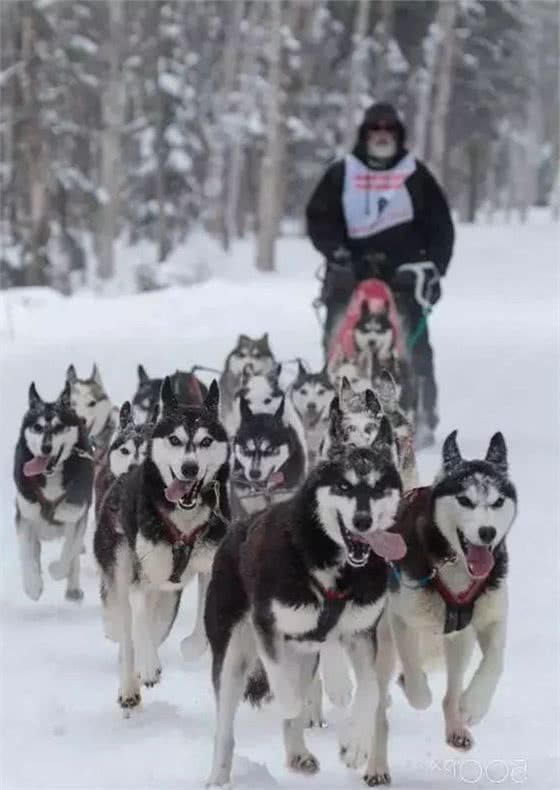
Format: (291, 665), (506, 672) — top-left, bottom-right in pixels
(14, 382), (94, 602)
(360, 431), (518, 787)
(105, 377), (230, 710)
(290, 361), (334, 468)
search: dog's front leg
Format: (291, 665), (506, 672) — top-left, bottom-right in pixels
(460, 616), (506, 726)
(48, 512), (88, 581)
(130, 585), (162, 687)
(283, 653), (320, 776)
(391, 611), (432, 709)
(340, 632), (379, 770)
(321, 640), (354, 708)
(181, 573), (209, 661)
(17, 517), (43, 601)
(364, 609), (396, 786)
(253, 618), (304, 720)
(118, 586), (140, 711)
(443, 627), (476, 750)
(64, 555), (84, 602)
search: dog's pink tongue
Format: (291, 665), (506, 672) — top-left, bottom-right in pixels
(366, 531), (407, 561)
(23, 456), (50, 477)
(467, 545), (494, 578)
(165, 479), (190, 503)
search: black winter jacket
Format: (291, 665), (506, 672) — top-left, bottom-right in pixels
(305, 105), (455, 278)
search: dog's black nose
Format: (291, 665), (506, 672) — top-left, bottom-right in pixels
(478, 526), (496, 544)
(41, 442), (52, 456)
(353, 512), (372, 532)
(249, 468), (262, 480)
(181, 461), (199, 480)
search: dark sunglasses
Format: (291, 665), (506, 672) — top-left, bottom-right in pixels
(368, 122), (398, 133)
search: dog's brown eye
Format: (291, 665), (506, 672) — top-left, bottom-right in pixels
(33, 423), (43, 433)
(120, 447), (131, 455)
(456, 495), (475, 509)
(317, 388), (324, 396)
(263, 397), (272, 405)
(87, 400), (96, 408)
(199, 436), (213, 448)
(169, 435), (182, 447)
(491, 497), (505, 509)
(300, 388), (308, 396)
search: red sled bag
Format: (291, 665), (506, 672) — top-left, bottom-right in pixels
(327, 279), (405, 365)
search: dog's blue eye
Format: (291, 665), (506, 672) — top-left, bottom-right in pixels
(169, 436), (182, 447)
(456, 495), (475, 509)
(199, 436), (213, 448)
(491, 497), (505, 509)
(335, 481), (351, 494)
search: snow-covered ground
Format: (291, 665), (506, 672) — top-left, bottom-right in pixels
(1, 222), (559, 789)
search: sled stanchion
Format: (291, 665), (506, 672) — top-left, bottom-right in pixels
(407, 308), (431, 352)
(190, 365), (222, 376)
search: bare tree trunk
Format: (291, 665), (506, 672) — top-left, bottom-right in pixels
(343, 0), (370, 151)
(204, 0), (245, 249)
(20, 4), (50, 286)
(96, 0), (123, 282)
(373, 0), (395, 98)
(256, 0), (282, 272)
(428, 1), (458, 183)
(224, 1), (262, 248)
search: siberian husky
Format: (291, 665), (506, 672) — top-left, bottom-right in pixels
(230, 397), (306, 519)
(14, 382), (94, 601)
(205, 430), (406, 786)
(105, 378), (230, 710)
(289, 361), (334, 468)
(219, 334), (276, 431)
(66, 364), (115, 460)
(374, 369), (418, 491)
(132, 365), (206, 425)
(362, 431), (517, 786)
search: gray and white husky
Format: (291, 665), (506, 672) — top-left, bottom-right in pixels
(219, 334), (276, 431)
(205, 429), (406, 786)
(289, 362), (334, 468)
(361, 431), (518, 787)
(103, 378), (230, 710)
(320, 377), (386, 461)
(14, 382), (94, 601)
(66, 363), (116, 459)
(374, 369), (418, 491)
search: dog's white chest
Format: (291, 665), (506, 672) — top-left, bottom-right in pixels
(16, 475), (86, 538)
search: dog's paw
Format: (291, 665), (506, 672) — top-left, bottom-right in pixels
(446, 725), (474, 751)
(397, 671), (432, 710)
(339, 726), (369, 770)
(23, 574), (43, 601)
(459, 687), (489, 726)
(363, 769), (392, 786)
(65, 588), (84, 603)
(305, 714), (328, 729)
(180, 633), (208, 661)
(140, 664), (162, 688)
(48, 560), (68, 581)
(118, 690), (141, 710)
(206, 772), (232, 788)
(288, 751), (320, 775)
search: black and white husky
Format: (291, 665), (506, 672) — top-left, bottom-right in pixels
(374, 369), (418, 491)
(219, 334), (276, 431)
(205, 427), (406, 786)
(104, 378), (230, 710)
(320, 377), (385, 460)
(363, 431), (517, 787)
(66, 364), (116, 459)
(230, 397), (306, 519)
(290, 362), (334, 468)
(14, 382), (94, 601)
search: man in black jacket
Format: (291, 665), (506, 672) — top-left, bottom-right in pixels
(306, 101), (454, 446)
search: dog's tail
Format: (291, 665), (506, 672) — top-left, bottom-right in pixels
(244, 660), (273, 707)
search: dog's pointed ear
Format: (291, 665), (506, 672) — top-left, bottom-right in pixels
(28, 382), (42, 409)
(159, 376), (178, 414)
(91, 363), (103, 387)
(339, 376), (353, 410)
(274, 395), (285, 421)
(204, 379), (220, 418)
(66, 364), (77, 385)
(485, 432), (508, 475)
(57, 381), (72, 410)
(360, 300), (370, 321)
(274, 363), (282, 380)
(137, 364), (149, 384)
(260, 332), (270, 348)
(119, 401), (132, 428)
(442, 430), (462, 472)
(375, 415), (393, 449)
(239, 396), (253, 423)
(237, 334), (250, 347)
(297, 359), (307, 379)
(364, 388), (382, 416)
(376, 369), (397, 409)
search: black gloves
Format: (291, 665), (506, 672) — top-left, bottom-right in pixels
(392, 262), (441, 308)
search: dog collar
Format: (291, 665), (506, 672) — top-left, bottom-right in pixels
(432, 572), (489, 608)
(309, 573), (350, 602)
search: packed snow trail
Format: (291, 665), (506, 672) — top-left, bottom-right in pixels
(1, 222), (558, 789)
